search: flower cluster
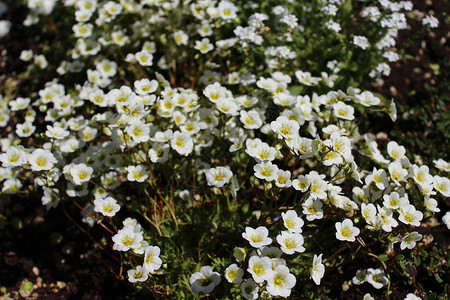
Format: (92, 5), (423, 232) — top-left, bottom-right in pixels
(0, 0), (447, 298)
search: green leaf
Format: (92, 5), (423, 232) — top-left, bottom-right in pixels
(434, 273), (444, 284)
(398, 260), (406, 270)
(19, 281), (34, 293)
(414, 255), (421, 267)
(50, 232), (63, 245)
(378, 254), (389, 262)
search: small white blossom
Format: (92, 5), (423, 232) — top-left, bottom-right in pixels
(240, 279), (259, 299)
(190, 266), (221, 294)
(205, 166), (233, 187)
(310, 254), (325, 285)
(242, 226), (272, 248)
(400, 232), (422, 250)
(112, 226), (144, 252)
(143, 246), (162, 273)
(266, 265), (296, 297)
(93, 196), (120, 217)
(127, 266), (149, 283)
(225, 263), (244, 284)
(335, 219), (360, 242)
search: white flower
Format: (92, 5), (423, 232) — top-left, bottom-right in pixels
(307, 171), (328, 200)
(388, 161), (409, 185)
(400, 232), (422, 250)
(233, 247), (247, 262)
(127, 265), (149, 283)
(171, 131), (193, 156)
(335, 219), (360, 242)
(225, 263), (244, 284)
(173, 30), (188, 45)
(365, 168), (389, 190)
(9, 97), (31, 111)
(189, 266), (221, 294)
(143, 246), (162, 273)
(302, 198), (324, 221)
(276, 231), (305, 255)
(151, 130), (173, 143)
(424, 196), (440, 213)
(259, 246), (283, 258)
(433, 158), (450, 172)
(356, 91), (381, 106)
(257, 77), (278, 92)
(377, 205), (398, 232)
(134, 78), (158, 95)
(205, 166), (233, 187)
(310, 254), (325, 285)
(97, 59), (117, 77)
(106, 86), (136, 107)
(112, 226), (143, 251)
(195, 38), (214, 54)
(218, 1), (238, 19)
(295, 71), (320, 86)
(361, 203), (377, 225)
(405, 293), (421, 300)
(28, 149), (57, 171)
(203, 82), (228, 103)
(271, 116), (300, 141)
(443, 212), (450, 230)
(281, 210), (304, 233)
(240, 279), (259, 299)
(248, 142), (276, 163)
(125, 122), (151, 143)
(247, 255), (273, 283)
(422, 15), (439, 28)
(133, 240), (149, 255)
(240, 110), (263, 129)
(266, 265), (296, 297)
(383, 191), (402, 210)
(322, 150), (342, 166)
(216, 98), (239, 115)
(433, 175), (450, 197)
(2, 178), (22, 194)
(242, 226), (272, 248)
(398, 204), (423, 227)
(34, 54), (48, 69)
(93, 196), (120, 217)
(20, 50), (33, 61)
(292, 175), (310, 192)
(363, 293), (375, 300)
(148, 143), (170, 163)
(104, 1), (122, 15)
(78, 126), (97, 142)
(127, 165), (149, 182)
(388, 99), (397, 121)
(353, 35), (370, 49)
(274, 170), (292, 188)
(333, 101), (355, 120)
(387, 141), (406, 160)
(352, 269), (367, 285)
(366, 268), (388, 289)
(70, 163), (93, 185)
(135, 50), (153, 66)
(0, 147), (27, 167)
(254, 161), (279, 182)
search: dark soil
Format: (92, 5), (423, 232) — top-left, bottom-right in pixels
(0, 195), (134, 299)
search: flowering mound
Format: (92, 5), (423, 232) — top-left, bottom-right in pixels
(0, 0), (448, 298)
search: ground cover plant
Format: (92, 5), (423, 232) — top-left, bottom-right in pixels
(0, 0), (449, 299)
